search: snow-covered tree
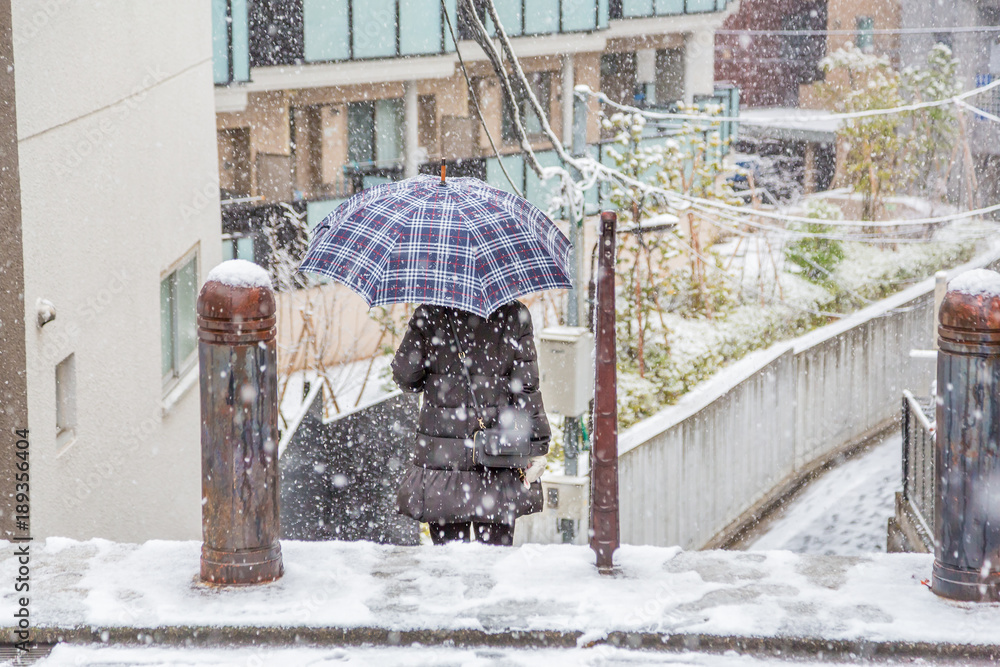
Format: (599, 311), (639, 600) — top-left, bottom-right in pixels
(820, 42), (905, 222)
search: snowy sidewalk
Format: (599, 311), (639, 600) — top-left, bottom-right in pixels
(3, 539), (1000, 660)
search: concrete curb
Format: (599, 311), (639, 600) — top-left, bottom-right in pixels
(10, 625), (1000, 661)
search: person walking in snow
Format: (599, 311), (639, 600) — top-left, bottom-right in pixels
(392, 300), (550, 546)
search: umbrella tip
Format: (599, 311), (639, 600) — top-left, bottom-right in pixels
(440, 158), (446, 186)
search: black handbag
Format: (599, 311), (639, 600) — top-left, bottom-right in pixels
(448, 313), (539, 468)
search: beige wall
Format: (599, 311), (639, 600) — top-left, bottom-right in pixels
(800, 0), (902, 109)
(14, 1), (221, 541)
(216, 52), (614, 199)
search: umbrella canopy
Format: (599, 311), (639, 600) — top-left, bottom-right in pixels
(298, 175), (573, 318)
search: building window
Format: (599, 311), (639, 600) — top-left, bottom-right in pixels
(161, 254), (199, 388)
(856, 16), (874, 53)
(502, 72), (552, 144)
(56, 353), (76, 447)
(347, 99), (404, 169)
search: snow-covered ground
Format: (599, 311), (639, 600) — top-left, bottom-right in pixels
(36, 644), (1000, 666)
(7, 537), (1000, 647)
(747, 434), (901, 556)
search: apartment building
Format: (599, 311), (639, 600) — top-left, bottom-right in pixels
(1, 1), (222, 540)
(211, 0), (738, 247)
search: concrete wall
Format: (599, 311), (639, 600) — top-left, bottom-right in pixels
(519, 250), (1000, 548)
(14, 1), (221, 541)
(615, 252), (998, 550)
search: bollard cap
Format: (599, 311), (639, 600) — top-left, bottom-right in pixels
(938, 268), (1000, 350)
(198, 260), (276, 343)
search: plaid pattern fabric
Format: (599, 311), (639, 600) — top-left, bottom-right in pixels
(299, 175), (573, 317)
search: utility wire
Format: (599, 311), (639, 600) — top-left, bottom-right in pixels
(716, 25), (1000, 36)
(694, 200), (1000, 244)
(575, 77), (1000, 125)
(439, 0), (523, 197)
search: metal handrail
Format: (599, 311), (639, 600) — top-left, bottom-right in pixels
(901, 389), (935, 547)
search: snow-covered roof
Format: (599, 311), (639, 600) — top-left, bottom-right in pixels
(739, 108), (841, 142)
(206, 259), (272, 289)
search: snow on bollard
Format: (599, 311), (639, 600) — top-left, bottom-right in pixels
(197, 260), (283, 585)
(933, 268), (1000, 602)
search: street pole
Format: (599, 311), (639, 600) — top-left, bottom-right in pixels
(591, 211), (619, 572)
(563, 87), (589, 476)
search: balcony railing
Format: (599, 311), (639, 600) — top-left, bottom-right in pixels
(303, 0), (459, 62)
(899, 389), (935, 550)
(616, 0), (728, 18)
(213, 0), (734, 78)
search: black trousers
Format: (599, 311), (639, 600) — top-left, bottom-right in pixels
(430, 521), (515, 546)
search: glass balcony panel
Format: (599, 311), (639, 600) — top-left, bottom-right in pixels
(622, 0), (653, 17)
(524, 0), (559, 35)
(684, 0), (716, 12)
(655, 0), (684, 14)
(235, 236), (256, 261)
(375, 98), (404, 167)
(487, 154), (525, 195)
(401, 0), (442, 54)
(562, 0), (597, 31)
(598, 0), (609, 27)
(443, 0), (458, 49)
(348, 102), (375, 165)
(494, 1), (523, 36)
(307, 199), (347, 230)
(716, 0), (728, 9)
(304, 0), (350, 61)
(354, 0), (398, 59)
(364, 175), (394, 189)
(231, 0), (250, 81)
(211, 0), (229, 84)
(525, 150), (561, 212)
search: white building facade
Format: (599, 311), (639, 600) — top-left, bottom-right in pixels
(9, 1), (222, 541)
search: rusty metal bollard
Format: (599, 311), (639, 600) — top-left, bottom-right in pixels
(197, 260), (283, 585)
(933, 268), (1000, 601)
(591, 211), (619, 572)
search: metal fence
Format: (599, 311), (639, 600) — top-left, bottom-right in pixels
(615, 284), (938, 549)
(900, 390), (935, 548)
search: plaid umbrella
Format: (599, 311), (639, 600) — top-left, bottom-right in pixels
(298, 175), (573, 318)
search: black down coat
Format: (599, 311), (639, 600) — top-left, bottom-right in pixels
(393, 301), (550, 525)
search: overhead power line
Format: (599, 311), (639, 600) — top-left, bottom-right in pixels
(716, 25), (1000, 37)
(576, 78), (1000, 125)
(439, 0), (523, 197)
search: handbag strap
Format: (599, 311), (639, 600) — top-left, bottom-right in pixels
(447, 312), (485, 430)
